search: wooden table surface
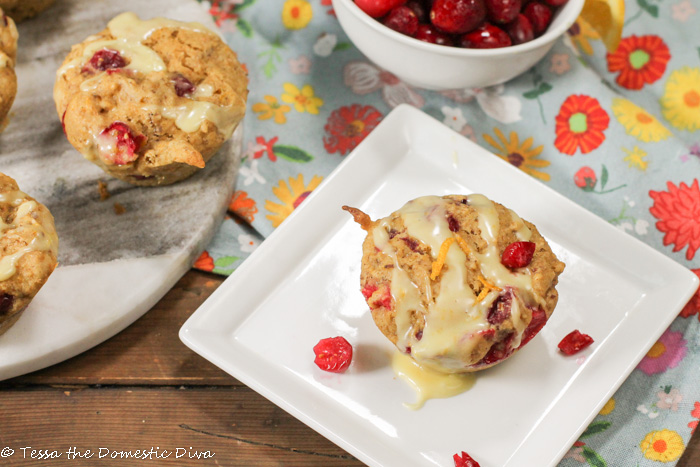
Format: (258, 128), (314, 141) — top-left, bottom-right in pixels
(0, 269), (698, 466)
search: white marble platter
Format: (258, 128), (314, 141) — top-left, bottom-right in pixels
(0, 0), (241, 380)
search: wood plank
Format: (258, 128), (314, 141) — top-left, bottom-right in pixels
(679, 434), (699, 467)
(2, 271), (234, 386)
(1, 384), (697, 466)
(0, 386), (362, 466)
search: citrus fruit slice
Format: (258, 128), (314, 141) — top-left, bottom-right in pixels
(579, 0), (625, 51)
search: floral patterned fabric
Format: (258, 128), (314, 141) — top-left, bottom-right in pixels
(193, 0), (700, 464)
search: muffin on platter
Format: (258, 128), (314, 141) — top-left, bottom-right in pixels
(0, 173), (59, 336)
(344, 194), (565, 373)
(0, 0), (54, 22)
(54, 12), (248, 186)
(0, 7), (18, 131)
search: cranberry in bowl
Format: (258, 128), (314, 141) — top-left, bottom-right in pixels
(332, 0), (583, 90)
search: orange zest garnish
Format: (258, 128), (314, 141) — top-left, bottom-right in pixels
(430, 236), (472, 281)
(430, 238), (455, 280)
(476, 275), (501, 302)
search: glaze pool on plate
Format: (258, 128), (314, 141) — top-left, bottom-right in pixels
(180, 105), (699, 467)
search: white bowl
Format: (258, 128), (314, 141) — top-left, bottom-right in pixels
(332, 0), (584, 90)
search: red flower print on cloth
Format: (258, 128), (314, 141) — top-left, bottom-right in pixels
(209, 1), (238, 27)
(323, 104), (383, 156)
(607, 35), (671, 90)
(229, 190), (258, 224)
(554, 95), (610, 155)
(649, 179), (700, 260)
(253, 136), (278, 161)
(321, 0), (335, 15)
(574, 166), (596, 190)
(680, 269), (700, 320)
(637, 329), (687, 375)
(193, 251), (215, 272)
(689, 401), (700, 435)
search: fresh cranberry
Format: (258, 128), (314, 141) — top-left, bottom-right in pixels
(374, 286), (393, 309)
(487, 289), (512, 324)
(501, 241), (536, 268)
(355, 0), (407, 18)
(400, 236), (420, 252)
(171, 73), (196, 97)
(484, 0), (521, 24)
(447, 214), (460, 232)
(460, 23), (511, 48)
(430, 0), (486, 35)
(61, 111), (67, 135)
(82, 49), (127, 74)
(405, 0), (428, 22)
(384, 5), (419, 36)
(523, 1), (552, 35)
(518, 307), (546, 347)
(414, 23), (454, 45)
(98, 122), (145, 165)
(543, 0), (567, 6)
(0, 293), (14, 315)
(361, 283), (378, 300)
(505, 13), (534, 45)
(313, 336), (353, 373)
(558, 330), (594, 355)
(477, 332), (515, 366)
(454, 451), (481, 467)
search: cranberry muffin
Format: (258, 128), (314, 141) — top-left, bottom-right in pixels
(0, 173), (59, 336)
(0, 8), (17, 131)
(0, 0), (54, 22)
(344, 194), (565, 373)
(54, 12), (248, 186)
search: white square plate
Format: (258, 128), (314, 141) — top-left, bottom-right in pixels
(179, 105), (699, 467)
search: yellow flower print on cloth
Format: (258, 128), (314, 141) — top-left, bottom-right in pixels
(266, 174), (323, 228)
(612, 98), (671, 142)
(661, 67), (700, 131)
(252, 95), (291, 124)
(599, 398), (616, 416)
(282, 0), (313, 30)
(483, 128), (551, 181)
(623, 146), (648, 170)
(640, 429), (685, 462)
(281, 83), (324, 114)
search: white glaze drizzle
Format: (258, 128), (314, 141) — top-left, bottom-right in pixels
(142, 101), (243, 139)
(59, 12), (211, 76)
(392, 351), (475, 410)
(0, 191), (58, 281)
(0, 51), (10, 69)
(371, 195), (544, 373)
(61, 12), (239, 138)
(193, 83), (214, 98)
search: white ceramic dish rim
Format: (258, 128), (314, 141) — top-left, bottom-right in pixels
(180, 105), (699, 467)
(335, 0), (584, 57)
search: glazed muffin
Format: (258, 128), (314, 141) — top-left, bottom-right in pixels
(0, 173), (58, 336)
(0, 8), (17, 131)
(0, 0), (54, 22)
(54, 12), (248, 186)
(344, 194), (565, 373)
